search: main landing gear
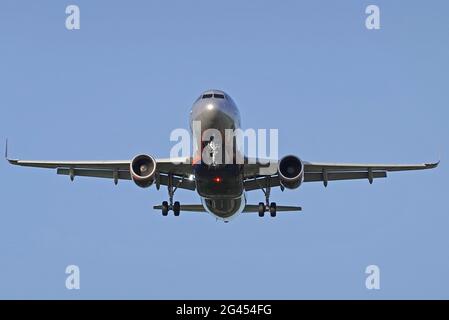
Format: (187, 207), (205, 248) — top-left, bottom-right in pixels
(160, 173), (182, 216)
(258, 176), (277, 217)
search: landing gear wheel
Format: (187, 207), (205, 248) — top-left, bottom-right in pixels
(258, 202), (265, 217)
(259, 176), (273, 218)
(161, 201), (169, 216)
(173, 201), (180, 216)
(270, 202), (277, 217)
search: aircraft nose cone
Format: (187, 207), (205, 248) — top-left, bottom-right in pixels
(190, 92), (240, 131)
(191, 101), (221, 122)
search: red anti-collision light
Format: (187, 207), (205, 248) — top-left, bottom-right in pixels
(213, 176), (222, 183)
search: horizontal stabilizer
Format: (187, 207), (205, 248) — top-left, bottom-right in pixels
(152, 204), (301, 213)
(243, 204), (302, 212)
(153, 204), (206, 212)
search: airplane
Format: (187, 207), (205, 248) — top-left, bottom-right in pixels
(6, 89), (439, 222)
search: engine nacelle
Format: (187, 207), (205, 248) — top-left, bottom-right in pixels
(130, 154), (157, 188)
(278, 155), (304, 189)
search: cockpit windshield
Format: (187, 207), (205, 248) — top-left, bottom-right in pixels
(199, 92), (226, 100)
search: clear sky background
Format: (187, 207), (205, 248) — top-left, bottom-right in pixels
(0, 0), (448, 299)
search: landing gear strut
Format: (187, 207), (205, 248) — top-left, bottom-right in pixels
(160, 173), (182, 216)
(258, 176), (276, 217)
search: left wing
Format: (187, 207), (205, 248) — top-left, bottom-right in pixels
(303, 161), (439, 184)
(244, 159), (439, 191)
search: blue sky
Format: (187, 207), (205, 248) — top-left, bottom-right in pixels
(0, 0), (448, 299)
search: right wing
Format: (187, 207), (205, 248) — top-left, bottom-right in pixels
(7, 148), (195, 190)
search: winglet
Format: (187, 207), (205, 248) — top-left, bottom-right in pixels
(425, 159), (440, 169)
(5, 139), (18, 165)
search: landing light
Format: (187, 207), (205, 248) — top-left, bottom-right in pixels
(207, 104), (214, 110)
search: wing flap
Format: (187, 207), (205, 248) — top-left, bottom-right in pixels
(159, 174), (196, 191)
(57, 168), (131, 180)
(244, 171), (387, 191)
(244, 176), (281, 191)
(57, 168), (196, 190)
(304, 170), (387, 182)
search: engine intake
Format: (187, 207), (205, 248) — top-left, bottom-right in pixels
(130, 154), (156, 188)
(278, 155), (304, 189)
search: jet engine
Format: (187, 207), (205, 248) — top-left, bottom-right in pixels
(130, 154), (157, 188)
(278, 155), (304, 189)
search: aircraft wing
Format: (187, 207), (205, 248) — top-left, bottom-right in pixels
(302, 161), (439, 185)
(244, 160), (439, 191)
(7, 148), (195, 190)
